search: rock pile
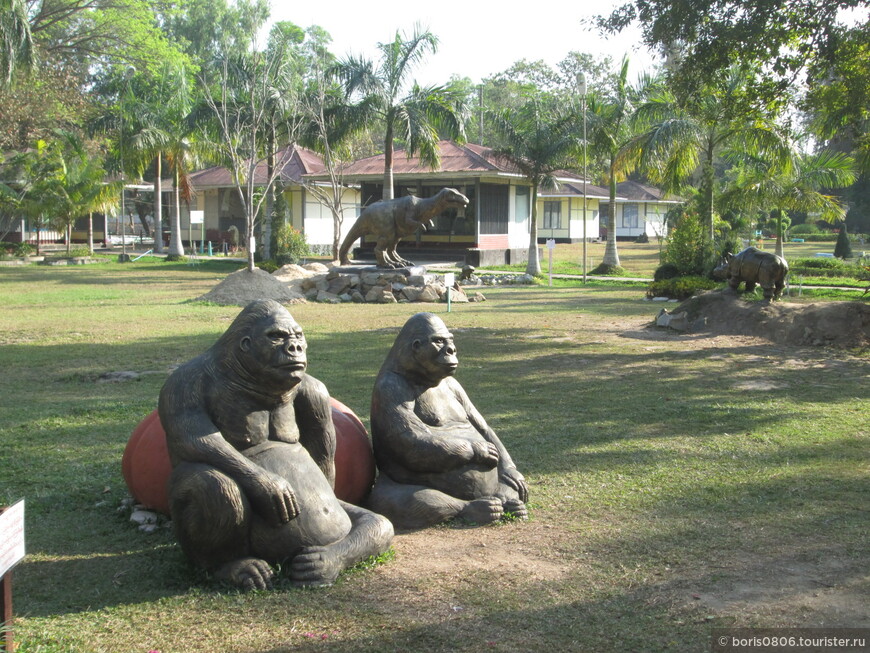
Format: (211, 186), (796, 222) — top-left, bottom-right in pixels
(296, 267), (486, 304)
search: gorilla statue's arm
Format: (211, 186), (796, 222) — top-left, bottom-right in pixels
(292, 374), (337, 487)
(446, 377), (529, 503)
(159, 369), (300, 526)
(373, 372), (497, 473)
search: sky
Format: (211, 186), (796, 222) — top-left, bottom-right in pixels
(268, 0), (659, 88)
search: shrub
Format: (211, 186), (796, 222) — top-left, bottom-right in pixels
(802, 234), (839, 242)
(256, 259), (279, 273)
(790, 257), (850, 270)
(274, 224), (308, 264)
(834, 226), (853, 259)
(653, 263), (680, 281)
(591, 263), (627, 276)
(68, 245), (92, 258)
(646, 275), (718, 300)
(789, 223), (821, 235)
(661, 211), (716, 276)
(13, 242), (35, 257)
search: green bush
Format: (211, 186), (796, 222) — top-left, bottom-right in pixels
(13, 242), (35, 257)
(834, 226), (853, 259)
(67, 245), (92, 258)
(801, 234), (839, 242)
(256, 259), (279, 273)
(274, 224), (308, 264)
(791, 257), (850, 270)
(661, 211), (716, 276)
(653, 263), (680, 281)
(789, 223), (821, 235)
(646, 275), (718, 300)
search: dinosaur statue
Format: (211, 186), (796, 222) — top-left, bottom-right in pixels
(339, 188), (470, 268)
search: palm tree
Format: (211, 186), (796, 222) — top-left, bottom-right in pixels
(0, 0), (32, 87)
(622, 66), (790, 242)
(587, 57), (656, 270)
(49, 133), (119, 254)
(722, 149), (856, 257)
(120, 63), (199, 257)
(489, 99), (579, 276)
(336, 25), (467, 200)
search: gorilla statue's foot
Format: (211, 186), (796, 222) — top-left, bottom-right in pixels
(502, 498), (529, 520)
(458, 497), (503, 524)
(215, 557), (275, 591)
(289, 545), (343, 587)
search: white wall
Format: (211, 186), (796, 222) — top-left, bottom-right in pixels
(303, 187), (361, 252)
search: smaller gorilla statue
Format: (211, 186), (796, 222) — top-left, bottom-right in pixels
(367, 313), (528, 530)
(158, 300), (392, 590)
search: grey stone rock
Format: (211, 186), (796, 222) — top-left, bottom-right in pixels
(130, 509), (158, 525)
(401, 286), (422, 302)
(316, 290), (341, 304)
(418, 285), (441, 303)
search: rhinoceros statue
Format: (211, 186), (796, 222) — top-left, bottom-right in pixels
(713, 247), (789, 301)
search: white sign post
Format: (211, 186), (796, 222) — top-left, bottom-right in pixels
(443, 273), (455, 312)
(546, 239), (556, 287)
(0, 500), (25, 652)
(189, 210), (204, 256)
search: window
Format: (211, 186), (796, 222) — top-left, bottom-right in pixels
(543, 201), (561, 229)
(621, 203), (639, 229)
(515, 186), (530, 224)
(479, 184), (509, 234)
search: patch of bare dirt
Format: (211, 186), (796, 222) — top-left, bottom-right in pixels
(659, 291), (870, 349)
(684, 551), (869, 627)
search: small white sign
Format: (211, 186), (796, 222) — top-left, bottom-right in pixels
(443, 273), (455, 287)
(189, 210), (204, 225)
(546, 238), (556, 250)
(0, 500), (25, 577)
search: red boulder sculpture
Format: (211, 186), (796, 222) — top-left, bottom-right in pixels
(122, 398), (376, 514)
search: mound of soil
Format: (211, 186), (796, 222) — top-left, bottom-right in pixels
(194, 268), (306, 306)
(673, 291), (870, 348)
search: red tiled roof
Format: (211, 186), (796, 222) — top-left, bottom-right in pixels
(188, 145), (325, 188)
(539, 179), (612, 200)
(337, 140), (520, 177)
(614, 180), (683, 202)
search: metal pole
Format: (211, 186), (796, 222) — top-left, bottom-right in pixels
(578, 73), (588, 284)
(119, 66), (135, 263)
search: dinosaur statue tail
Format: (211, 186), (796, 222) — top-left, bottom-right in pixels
(338, 219), (365, 265)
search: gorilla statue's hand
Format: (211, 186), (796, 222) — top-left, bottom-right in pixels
(500, 467), (529, 503)
(249, 470), (300, 526)
(470, 441), (499, 468)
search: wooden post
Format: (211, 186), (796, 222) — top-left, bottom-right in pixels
(1, 571), (12, 652)
(0, 501), (25, 653)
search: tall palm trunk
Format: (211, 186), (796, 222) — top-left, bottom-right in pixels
(87, 212), (93, 254)
(774, 209), (785, 258)
(153, 156), (163, 253)
(167, 167), (184, 257)
(526, 180), (541, 275)
(702, 142), (716, 242)
(383, 126), (394, 200)
(602, 155), (621, 267)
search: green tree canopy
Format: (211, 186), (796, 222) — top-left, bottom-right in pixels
(488, 98), (580, 275)
(336, 25), (468, 200)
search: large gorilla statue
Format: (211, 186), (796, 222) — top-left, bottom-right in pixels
(367, 313), (528, 529)
(158, 300), (393, 589)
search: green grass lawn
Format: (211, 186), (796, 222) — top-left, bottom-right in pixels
(0, 260), (867, 653)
